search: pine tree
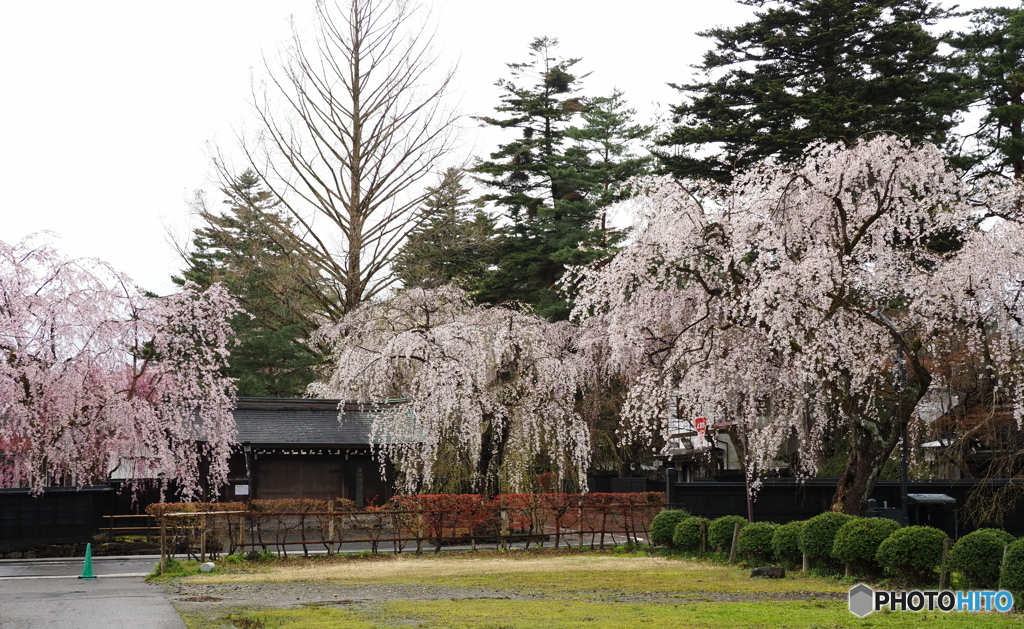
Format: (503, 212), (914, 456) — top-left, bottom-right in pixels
(175, 170), (325, 397)
(949, 6), (1024, 179)
(473, 36), (587, 223)
(472, 40), (651, 320)
(564, 89), (654, 231)
(657, 0), (963, 182)
(393, 168), (496, 289)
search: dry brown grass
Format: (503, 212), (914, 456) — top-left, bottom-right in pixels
(179, 553), (846, 596)
(185, 554), (678, 584)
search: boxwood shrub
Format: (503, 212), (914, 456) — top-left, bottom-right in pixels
(800, 512), (854, 562)
(999, 538), (1024, 607)
(672, 516), (708, 551)
(650, 508), (690, 547)
(708, 515), (748, 550)
(772, 520), (805, 565)
(832, 517), (901, 573)
(876, 525), (949, 584)
(737, 521), (778, 560)
(949, 528), (1015, 589)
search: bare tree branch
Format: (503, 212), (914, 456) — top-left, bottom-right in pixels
(237, 0), (460, 319)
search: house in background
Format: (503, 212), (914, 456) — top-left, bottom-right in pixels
(226, 397), (396, 507)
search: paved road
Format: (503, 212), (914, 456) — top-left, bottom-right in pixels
(0, 556), (158, 579)
(0, 557), (184, 629)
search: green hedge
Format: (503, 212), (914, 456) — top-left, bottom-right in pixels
(737, 521), (778, 560)
(650, 509), (690, 547)
(709, 515), (748, 550)
(772, 520), (805, 565)
(876, 525), (949, 584)
(831, 517), (901, 573)
(949, 528), (1015, 589)
(672, 516), (708, 551)
(800, 512), (854, 561)
(999, 538), (1024, 607)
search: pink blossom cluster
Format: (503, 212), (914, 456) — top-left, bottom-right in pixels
(0, 236), (240, 498)
(572, 136), (1024, 492)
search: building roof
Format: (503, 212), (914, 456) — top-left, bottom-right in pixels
(233, 397), (385, 447)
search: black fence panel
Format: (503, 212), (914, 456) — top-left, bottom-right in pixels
(0, 487), (113, 552)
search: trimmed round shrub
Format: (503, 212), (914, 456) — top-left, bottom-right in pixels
(650, 508), (690, 547)
(876, 525), (949, 584)
(708, 515), (748, 550)
(800, 512), (855, 561)
(950, 528), (1015, 589)
(672, 516), (709, 551)
(737, 521), (778, 560)
(772, 520), (805, 565)
(999, 538), (1024, 606)
(832, 517), (902, 573)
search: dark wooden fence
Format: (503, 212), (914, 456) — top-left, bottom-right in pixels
(0, 486), (113, 552)
(150, 493), (665, 568)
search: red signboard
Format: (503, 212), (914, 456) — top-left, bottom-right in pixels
(694, 417), (707, 444)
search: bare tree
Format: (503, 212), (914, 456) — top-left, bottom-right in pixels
(237, 0), (459, 318)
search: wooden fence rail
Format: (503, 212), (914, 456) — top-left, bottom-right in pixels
(152, 496), (663, 574)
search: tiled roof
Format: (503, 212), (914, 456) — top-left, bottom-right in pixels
(232, 397), (382, 447)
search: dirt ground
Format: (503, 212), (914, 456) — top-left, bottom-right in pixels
(162, 578), (845, 616)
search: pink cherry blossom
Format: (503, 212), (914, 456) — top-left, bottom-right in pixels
(0, 236), (240, 499)
(572, 135), (1024, 512)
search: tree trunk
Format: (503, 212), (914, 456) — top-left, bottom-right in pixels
(833, 375), (930, 514)
(477, 417), (512, 499)
(833, 416), (900, 514)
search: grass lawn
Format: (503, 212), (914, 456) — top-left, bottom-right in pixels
(164, 550), (1023, 628)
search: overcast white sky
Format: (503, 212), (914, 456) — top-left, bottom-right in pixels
(0, 1), (1013, 294)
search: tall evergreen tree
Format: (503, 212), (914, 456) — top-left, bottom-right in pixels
(472, 39), (651, 320)
(949, 5), (1024, 180)
(393, 168), (496, 289)
(657, 0), (964, 182)
(471, 37), (593, 319)
(175, 170), (325, 397)
(564, 90), (654, 232)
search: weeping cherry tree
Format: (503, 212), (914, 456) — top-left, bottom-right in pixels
(573, 135), (1024, 513)
(310, 286), (591, 497)
(0, 237), (240, 499)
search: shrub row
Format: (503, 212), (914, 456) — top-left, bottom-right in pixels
(652, 508), (1023, 592)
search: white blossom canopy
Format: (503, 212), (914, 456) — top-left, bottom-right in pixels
(311, 286), (591, 495)
(573, 136), (1024, 511)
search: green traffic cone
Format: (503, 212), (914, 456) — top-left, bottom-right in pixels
(78, 543), (97, 580)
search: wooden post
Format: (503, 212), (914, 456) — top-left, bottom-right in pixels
(728, 522), (741, 564)
(578, 503), (585, 550)
(416, 504), (424, 555)
(200, 513), (207, 563)
(327, 501), (335, 555)
(500, 509), (510, 550)
(939, 538), (951, 590)
(160, 518), (167, 575)
(802, 553), (809, 572)
(699, 520), (708, 554)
